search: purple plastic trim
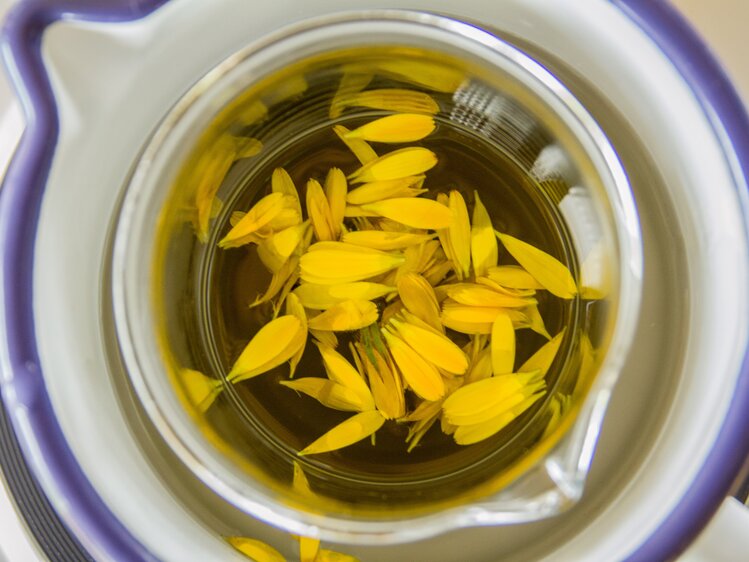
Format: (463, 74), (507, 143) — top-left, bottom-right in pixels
(0, 1), (168, 561)
(612, 1), (749, 561)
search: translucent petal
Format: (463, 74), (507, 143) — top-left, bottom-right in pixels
(465, 346), (493, 384)
(361, 198), (452, 230)
(257, 222), (308, 273)
(343, 230), (434, 251)
(440, 304), (505, 334)
(349, 147), (438, 183)
(310, 329), (338, 349)
(306, 179), (335, 242)
(343, 205), (381, 218)
(235, 138), (263, 159)
(226, 537), (285, 562)
(339, 88), (439, 114)
(496, 233), (577, 298)
(389, 318), (468, 374)
(443, 283), (535, 308)
(299, 537), (320, 562)
(486, 265), (544, 290)
(519, 329), (566, 375)
(333, 124), (378, 165)
(491, 312), (515, 375)
(219, 192), (285, 248)
(317, 342), (375, 410)
(522, 304), (551, 339)
(346, 176), (426, 205)
(448, 191), (471, 279)
(294, 282), (394, 310)
(271, 167), (302, 217)
(300, 411), (385, 455)
(345, 114), (436, 143)
(314, 548), (361, 562)
(347, 60), (464, 93)
(330, 72), (373, 118)
(280, 378), (367, 412)
(263, 74), (308, 105)
(250, 256), (299, 308)
(179, 368), (222, 413)
(324, 167), (347, 239)
(300, 242), (405, 284)
(423, 261), (453, 286)
(194, 142), (235, 242)
(475, 275), (537, 298)
(292, 461), (313, 497)
(453, 391), (545, 445)
(383, 330), (445, 401)
(285, 293), (308, 377)
(471, 191), (498, 277)
(354, 343), (405, 420)
(397, 273), (443, 332)
(307, 300), (378, 332)
(227, 315), (305, 382)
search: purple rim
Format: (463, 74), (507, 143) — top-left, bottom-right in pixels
(612, 1), (749, 560)
(0, 0), (747, 561)
(0, 1), (167, 560)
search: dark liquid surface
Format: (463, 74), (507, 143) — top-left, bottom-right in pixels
(196, 117), (573, 491)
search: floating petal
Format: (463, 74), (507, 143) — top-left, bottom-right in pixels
(397, 273), (443, 332)
(346, 176), (426, 205)
(343, 230), (434, 251)
(310, 329), (338, 349)
(330, 72), (373, 118)
(353, 342), (405, 420)
(361, 198), (452, 230)
(383, 330), (445, 401)
(333, 124), (378, 164)
(453, 391), (545, 445)
(339, 88), (439, 114)
(299, 537), (320, 562)
(349, 147), (438, 183)
(294, 282), (394, 310)
(250, 256), (299, 308)
(271, 167), (302, 216)
(317, 342), (375, 410)
(471, 191), (498, 277)
(496, 233), (577, 298)
(257, 222), (308, 273)
(307, 300), (378, 332)
(443, 283), (533, 308)
(465, 346), (493, 384)
(300, 411), (385, 455)
(281, 378), (367, 412)
(522, 304), (551, 339)
(389, 318), (468, 374)
(285, 293), (308, 377)
(219, 192), (286, 248)
(448, 191), (471, 279)
(300, 242), (404, 284)
(486, 265), (544, 290)
(179, 368), (222, 413)
(345, 114), (435, 143)
(226, 537), (285, 562)
(324, 167), (347, 239)
(227, 315), (305, 382)
(307, 179), (335, 242)
(519, 329), (566, 375)
(491, 312), (515, 375)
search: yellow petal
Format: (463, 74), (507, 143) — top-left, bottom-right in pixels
(389, 318), (468, 374)
(263, 74), (308, 105)
(226, 537), (285, 562)
(257, 222), (308, 273)
(422, 260), (453, 286)
(300, 410), (385, 455)
(234, 100), (268, 126)
(353, 342), (405, 420)
(324, 167), (347, 240)
(447, 191), (471, 279)
(307, 179), (335, 242)
(310, 328), (338, 349)
(522, 304), (551, 339)
(496, 233), (577, 298)
(300, 242), (405, 284)
(179, 368), (222, 413)
(345, 114), (436, 143)
(307, 300), (378, 332)
(491, 312), (515, 375)
(573, 333), (597, 397)
(272, 167), (302, 217)
(314, 548), (361, 562)
(330, 72), (373, 118)
(442, 283), (535, 308)
(343, 230), (434, 251)
(317, 342), (375, 410)
(465, 346), (493, 384)
(471, 191), (498, 277)
(360, 198), (451, 230)
(519, 329), (566, 375)
(281, 378), (367, 412)
(333, 124), (378, 165)
(440, 304), (526, 334)
(486, 265), (544, 290)
(292, 460), (313, 496)
(235, 137), (263, 159)
(250, 255), (299, 309)
(397, 273), (443, 332)
(218, 192), (286, 248)
(194, 143), (235, 242)
(349, 147), (438, 183)
(294, 282), (394, 310)
(339, 88), (439, 114)
(299, 537), (320, 562)
(475, 275), (537, 298)
(346, 176), (426, 205)
(453, 391), (545, 445)
(347, 60), (464, 93)
(285, 293), (308, 377)
(227, 315), (305, 382)
(383, 330), (445, 401)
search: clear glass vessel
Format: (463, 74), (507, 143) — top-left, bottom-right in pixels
(111, 11), (642, 544)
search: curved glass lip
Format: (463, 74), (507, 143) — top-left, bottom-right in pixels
(111, 10), (643, 543)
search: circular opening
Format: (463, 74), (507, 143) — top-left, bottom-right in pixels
(112, 12), (641, 540)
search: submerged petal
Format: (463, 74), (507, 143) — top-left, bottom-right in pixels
(299, 537), (320, 562)
(471, 191), (498, 277)
(397, 273), (443, 332)
(271, 167), (302, 216)
(361, 198), (452, 230)
(519, 329), (566, 375)
(300, 410), (385, 455)
(281, 378), (367, 412)
(491, 312), (515, 375)
(300, 242), (405, 284)
(389, 318), (468, 374)
(250, 256), (299, 308)
(285, 293), (308, 377)
(346, 176), (426, 205)
(317, 342), (375, 410)
(383, 330), (445, 401)
(333, 124), (378, 165)
(294, 282), (394, 310)
(453, 390), (545, 445)
(448, 191), (472, 279)
(343, 230), (434, 251)
(496, 233), (577, 298)
(345, 114), (436, 143)
(226, 537), (285, 562)
(349, 147), (438, 183)
(324, 167), (348, 239)
(338, 88), (439, 114)
(307, 300), (378, 332)
(179, 368), (223, 413)
(443, 283), (534, 309)
(307, 179), (335, 242)
(227, 315), (305, 382)
(486, 265), (545, 290)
